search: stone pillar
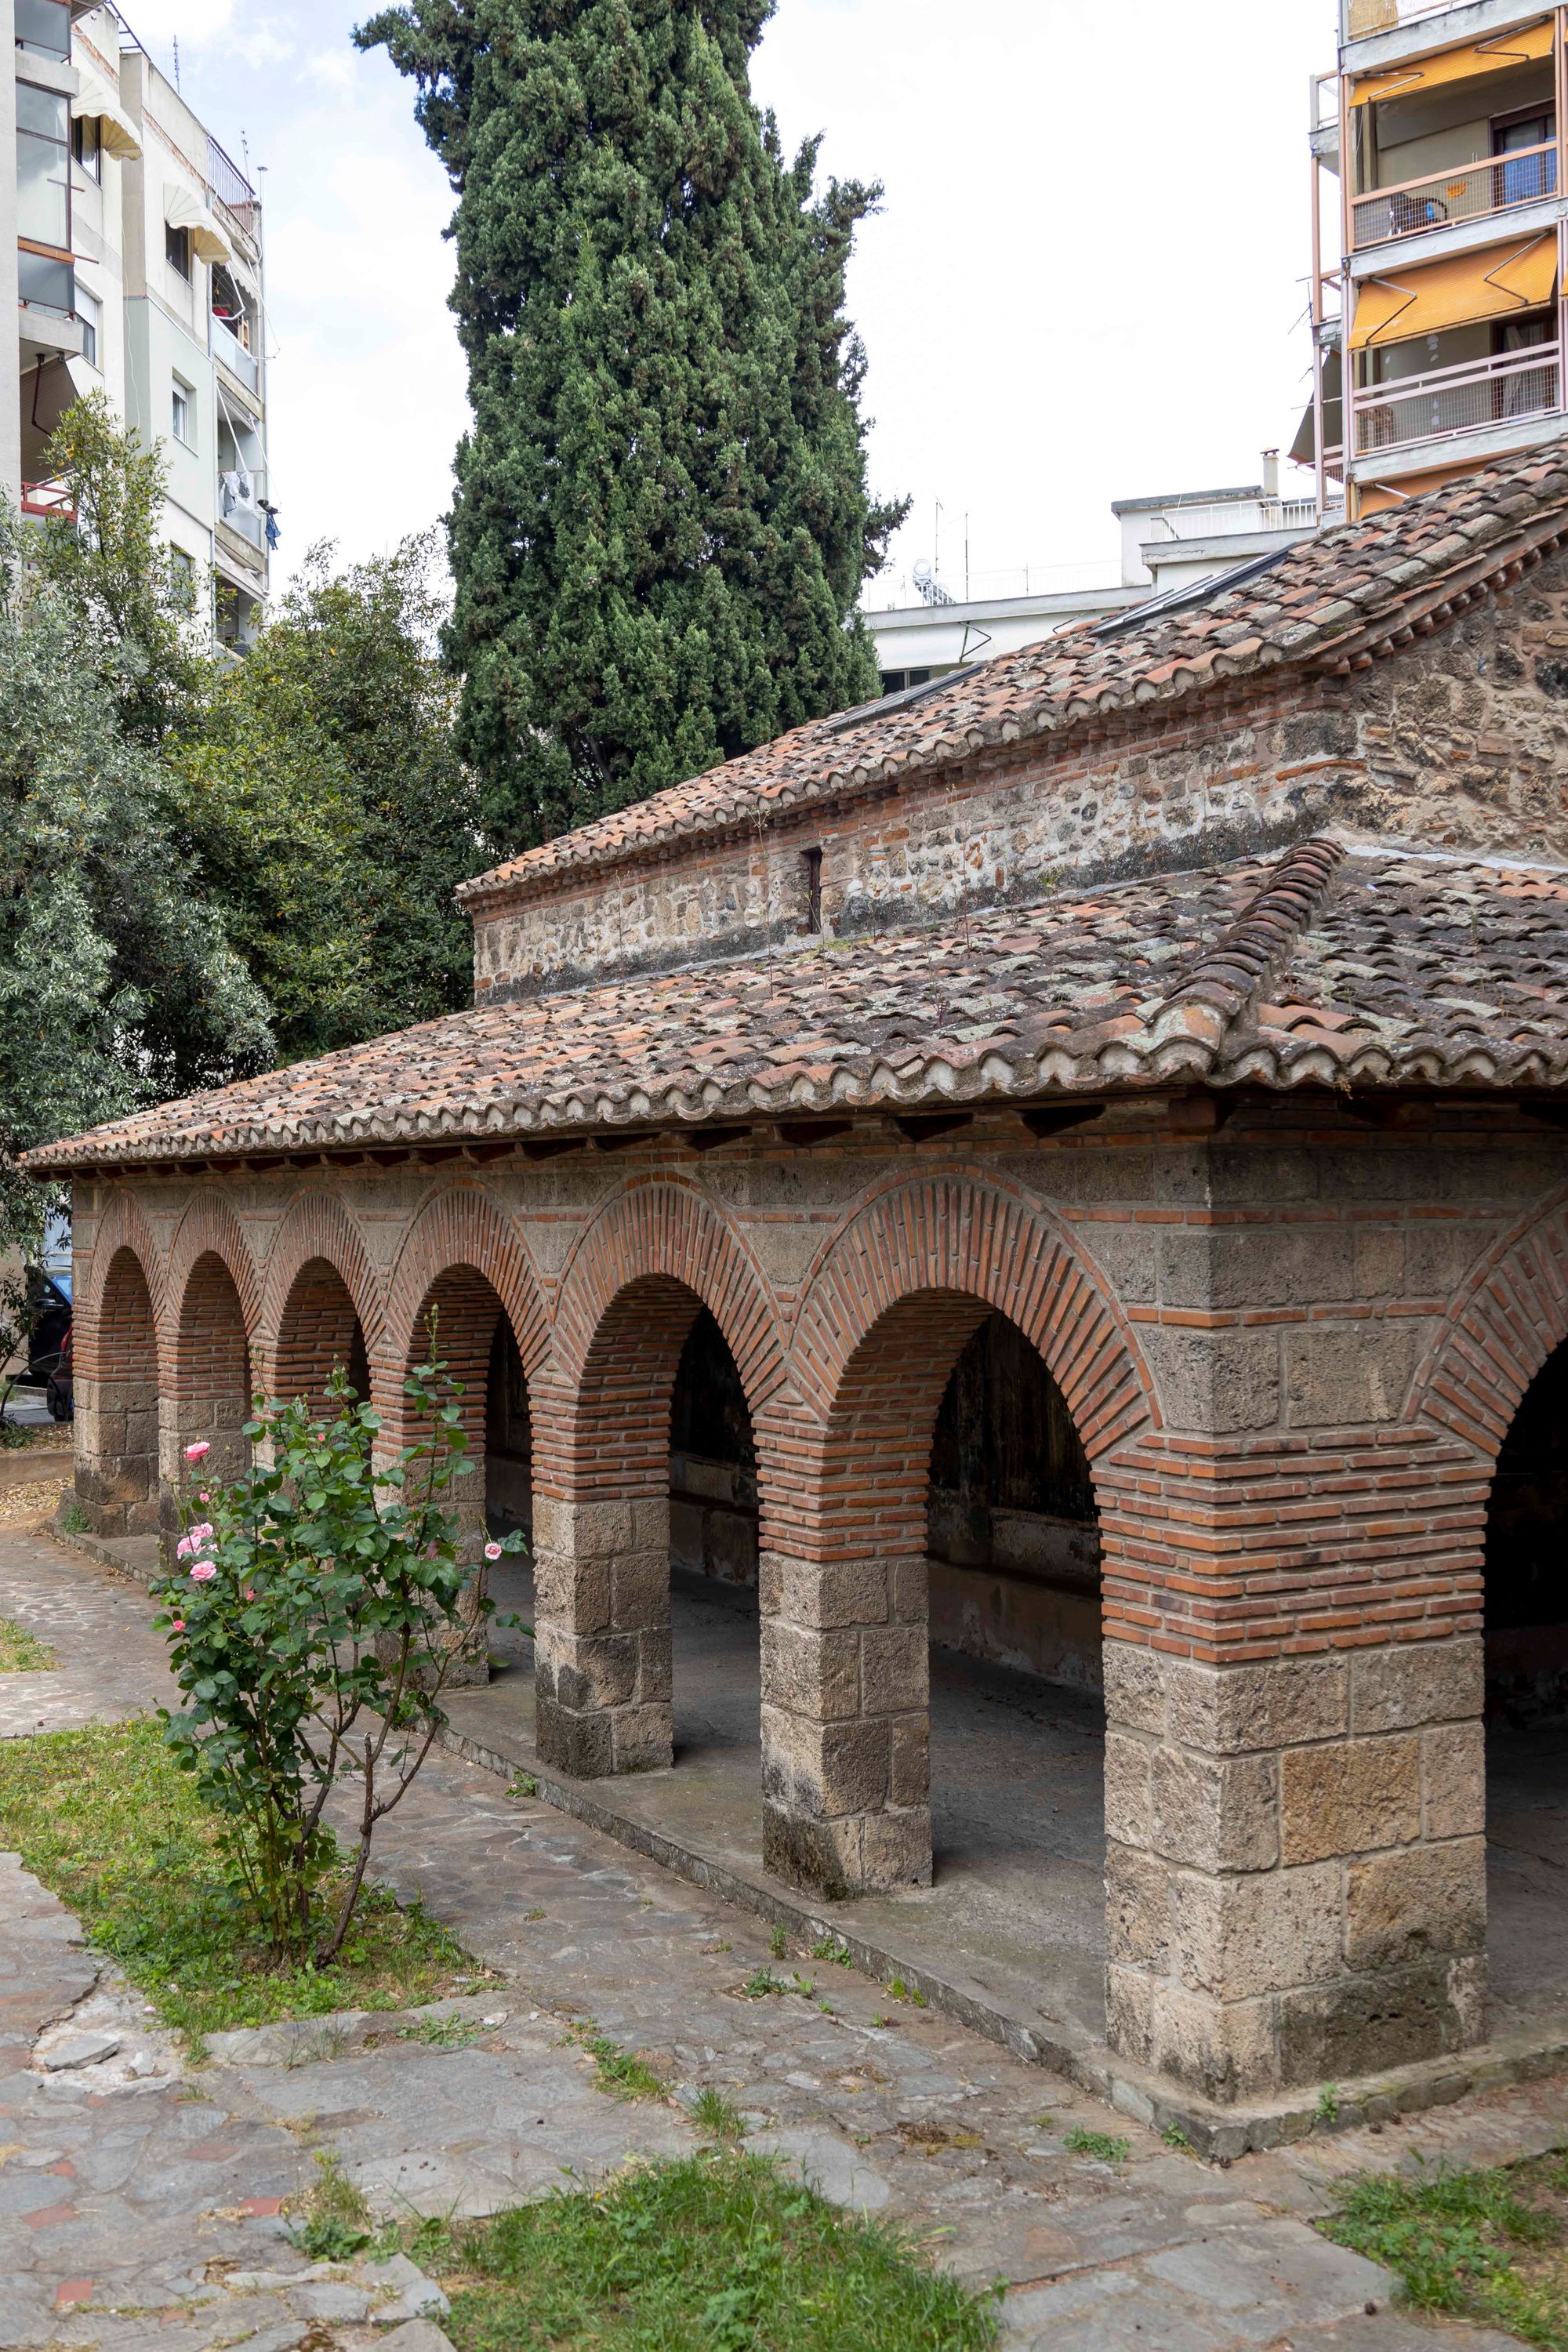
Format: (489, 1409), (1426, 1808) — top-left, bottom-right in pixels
(1102, 1634), (1487, 2104)
(760, 1550), (931, 1897)
(75, 1365), (161, 1537)
(532, 1495), (673, 1777)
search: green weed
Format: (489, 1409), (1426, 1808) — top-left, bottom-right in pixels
(291, 2151), (372, 2261)
(691, 2087), (747, 2140)
(810, 1934), (853, 1967)
(1064, 2127), (1131, 2164)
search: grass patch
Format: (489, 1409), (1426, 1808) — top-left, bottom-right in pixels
(0, 1717), (492, 2045)
(1321, 2152), (1568, 2347)
(691, 2088), (747, 2142)
(408, 2150), (999, 2351)
(0, 1615), (56, 1671)
(1063, 2127), (1131, 2164)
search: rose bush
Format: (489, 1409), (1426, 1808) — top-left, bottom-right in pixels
(152, 1348), (525, 1965)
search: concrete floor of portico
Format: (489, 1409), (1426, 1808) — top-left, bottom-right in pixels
(463, 1563), (1568, 2062)
(56, 1519), (1568, 2097)
(469, 1563), (1112, 2061)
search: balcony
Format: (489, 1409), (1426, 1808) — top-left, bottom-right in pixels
(210, 313), (260, 394)
(1342, 0), (1475, 37)
(20, 477), (73, 521)
(1352, 143), (1557, 249)
(219, 499), (266, 553)
(1353, 339), (1560, 453)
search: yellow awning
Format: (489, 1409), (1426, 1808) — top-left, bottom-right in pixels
(1348, 234), (1559, 347)
(1352, 17), (1553, 106)
(164, 183), (232, 268)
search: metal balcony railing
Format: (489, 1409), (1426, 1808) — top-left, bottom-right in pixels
(1342, 0), (1468, 38)
(20, 478), (74, 521)
(1146, 498), (1320, 542)
(1353, 341), (1561, 452)
(1352, 143), (1558, 246)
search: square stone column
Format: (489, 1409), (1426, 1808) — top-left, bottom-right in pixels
(74, 1373), (162, 1537)
(759, 1551), (931, 1896)
(532, 1494), (673, 1777)
(1102, 1633), (1487, 2103)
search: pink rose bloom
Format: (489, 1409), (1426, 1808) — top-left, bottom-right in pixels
(190, 1522), (214, 1544)
(245, 1588), (256, 1600)
(485, 1541), (503, 1561)
(197, 1490), (209, 1503)
(170, 1617), (185, 1632)
(175, 1534), (194, 1559)
(189, 1561), (217, 1583)
(184, 1441), (210, 1462)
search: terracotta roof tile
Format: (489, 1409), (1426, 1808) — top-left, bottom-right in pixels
(455, 438), (1568, 909)
(27, 837), (1568, 1174)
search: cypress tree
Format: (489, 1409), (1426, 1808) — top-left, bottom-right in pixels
(356, 0), (906, 849)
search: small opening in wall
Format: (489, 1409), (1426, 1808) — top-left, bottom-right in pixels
(801, 846), (823, 935)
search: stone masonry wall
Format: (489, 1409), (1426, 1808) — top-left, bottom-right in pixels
(470, 560), (1568, 1001)
(67, 1098), (1568, 2101)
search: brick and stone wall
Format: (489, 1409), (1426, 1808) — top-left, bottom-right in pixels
(66, 1097), (1568, 2103)
(470, 563), (1568, 1002)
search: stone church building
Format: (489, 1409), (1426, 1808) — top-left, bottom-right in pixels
(29, 442), (1568, 2144)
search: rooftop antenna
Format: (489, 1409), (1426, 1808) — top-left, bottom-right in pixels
(172, 34), (180, 88)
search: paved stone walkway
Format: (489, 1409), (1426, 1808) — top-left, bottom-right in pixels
(0, 1524), (1560, 2351)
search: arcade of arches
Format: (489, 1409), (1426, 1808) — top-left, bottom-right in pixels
(61, 1131), (1568, 2115)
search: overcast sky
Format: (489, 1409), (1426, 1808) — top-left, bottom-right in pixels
(126, 0), (1337, 602)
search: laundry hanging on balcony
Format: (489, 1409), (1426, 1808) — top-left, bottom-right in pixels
(1348, 234), (1558, 347)
(163, 183), (231, 267)
(1351, 17), (1555, 107)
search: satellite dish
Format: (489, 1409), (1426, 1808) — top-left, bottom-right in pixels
(913, 559), (934, 588)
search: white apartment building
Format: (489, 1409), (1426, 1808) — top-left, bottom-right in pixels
(866, 459), (1320, 698)
(4, 0), (270, 645)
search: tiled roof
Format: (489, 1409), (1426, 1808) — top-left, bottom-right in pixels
(27, 837), (1568, 1173)
(458, 439), (1568, 910)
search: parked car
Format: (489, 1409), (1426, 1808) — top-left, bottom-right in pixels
(24, 1270), (71, 1417)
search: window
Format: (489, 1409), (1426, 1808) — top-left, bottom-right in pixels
(165, 222), (191, 279)
(801, 847), (824, 936)
(878, 667), (931, 696)
(75, 285), (101, 369)
(169, 548), (196, 612)
(15, 0), (69, 61)
(73, 112), (101, 183)
(16, 82), (71, 252)
(171, 378), (193, 445)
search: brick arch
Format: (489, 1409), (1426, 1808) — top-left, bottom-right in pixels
(786, 1175), (1156, 1559)
(168, 1253), (256, 1485)
(383, 1184), (549, 1391)
(78, 1187), (165, 1339)
(541, 1180), (786, 1498)
(1410, 1187), (1568, 1460)
(75, 1196), (163, 1538)
(257, 1192), (381, 1410)
(257, 1195), (383, 1392)
(379, 1192), (546, 1500)
(163, 1193), (261, 1356)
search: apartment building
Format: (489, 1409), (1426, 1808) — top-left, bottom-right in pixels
(867, 459), (1320, 696)
(5, 0), (270, 644)
(1308, 0), (1568, 517)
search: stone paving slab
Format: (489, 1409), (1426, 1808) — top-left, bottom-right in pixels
(1, 1527), (1566, 2351)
